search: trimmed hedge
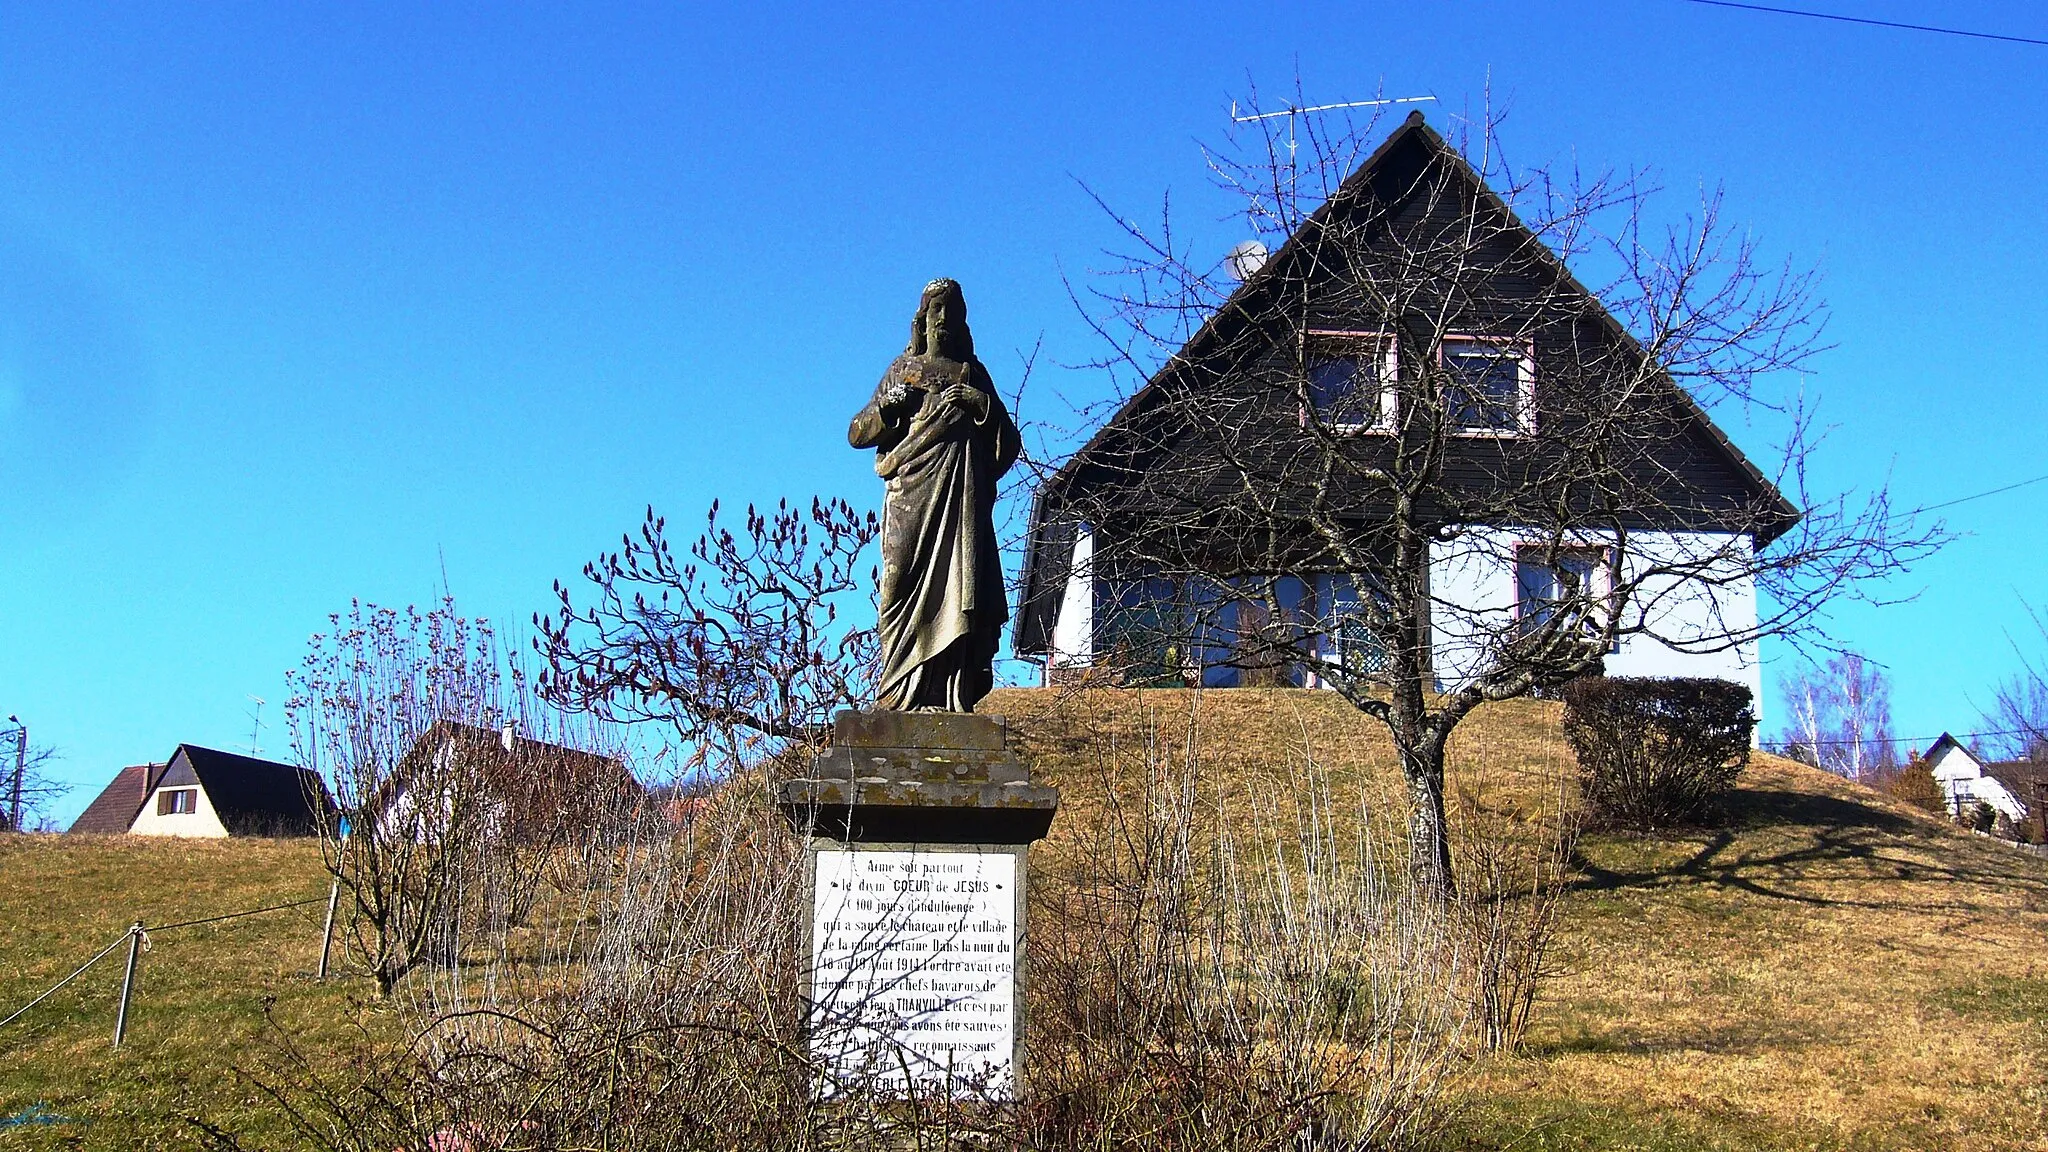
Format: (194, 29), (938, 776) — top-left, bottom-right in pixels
(1560, 677), (1755, 830)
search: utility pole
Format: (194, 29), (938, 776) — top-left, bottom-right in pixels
(5, 717), (23, 834)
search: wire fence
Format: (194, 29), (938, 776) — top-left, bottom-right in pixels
(0, 892), (332, 1047)
(0, 933), (133, 1032)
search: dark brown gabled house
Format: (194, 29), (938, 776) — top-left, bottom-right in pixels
(69, 745), (330, 838)
(1013, 112), (1794, 703)
(362, 721), (643, 844)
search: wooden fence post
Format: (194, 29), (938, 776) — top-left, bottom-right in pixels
(316, 880), (340, 980)
(112, 921), (143, 1048)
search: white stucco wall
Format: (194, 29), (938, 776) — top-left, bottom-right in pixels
(1428, 528), (1763, 723)
(1425, 527), (1522, 691)
(1602, 531), (1761, 716)
(1048, 525), (1094, 669)
(129, 784), (230, 838)
(1047, 524), (1764, 716)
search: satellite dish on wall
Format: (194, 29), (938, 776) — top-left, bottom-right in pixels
(1226, 240), (1270, 282)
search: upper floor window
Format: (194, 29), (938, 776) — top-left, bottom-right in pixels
(157, 787), (198, 815)
(1443, 337), (1534, 435)
(1303, 332), (1395, 431)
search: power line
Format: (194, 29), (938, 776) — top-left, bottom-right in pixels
(1775, 726), (2038, 749)
(1881, 468), (2048, 525)
(1913, 470), (2048, 516)
(1681, 0), (2048, 47)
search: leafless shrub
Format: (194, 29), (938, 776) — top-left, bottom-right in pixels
(1024, 694), (1468, 1151)
(535, 497), (878, 769)
(234, 689), (1478, 1152)
(286, 598), (633, 997)
(221, 771), (833, 1152)
(1450, 768), (1578, 1056)
(1561, 677), (1753, 830)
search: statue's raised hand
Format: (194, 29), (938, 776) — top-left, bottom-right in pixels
(937, 380), (988, 421)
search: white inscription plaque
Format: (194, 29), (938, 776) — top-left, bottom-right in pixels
(809, 849), (1016, 1098)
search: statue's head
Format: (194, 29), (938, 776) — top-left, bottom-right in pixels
(909, 278), (974, 362)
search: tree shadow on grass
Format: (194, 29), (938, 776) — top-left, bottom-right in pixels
(1567, 787), (2048, 911)
(1525, 1011), (1840, 1060)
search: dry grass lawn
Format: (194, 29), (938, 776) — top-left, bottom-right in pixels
(987, 687), (2048, 1151)
(1, 688), (2042, 1149)
(0, 835), (363, 1150)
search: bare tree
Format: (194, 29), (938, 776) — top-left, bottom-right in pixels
(1770, 652), (1899, 781)
(231, 697), (1479, 1152)
(286, 598), (628, 996)
(1980, 604), (2048, 763)
(1023, 89), (1942, 893)
(536, 497), (877, 772)
(1984, 675), (2048, 762)
(0, 729), (68, 833)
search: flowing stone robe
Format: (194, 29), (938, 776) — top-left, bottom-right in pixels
(849, 324), (1019, 712)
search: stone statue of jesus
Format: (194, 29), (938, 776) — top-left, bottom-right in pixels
(849, 279), (1020, 712)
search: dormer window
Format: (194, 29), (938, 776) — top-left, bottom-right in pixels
(1443, 337), (1534, 435)
(1303, 332), (1395, 431)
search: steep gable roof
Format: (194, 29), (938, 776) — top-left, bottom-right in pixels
(1015, 111), (1799, 655)
(1923, 733), (1984, 776)
(67, 763), (165, 834)
(1983, 760), (2045, 810)
(1921, 733), (2039, 818)
(370, 721), (642, 841)
(169, 744), (331, 837)
(1921, 732), (1969, 765)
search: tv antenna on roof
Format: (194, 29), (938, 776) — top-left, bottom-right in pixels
(1230, 95), (1437, 161)
(246, 695), (265, 757)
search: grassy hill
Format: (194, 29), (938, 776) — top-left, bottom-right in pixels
(0, 836), (353, 1149)
(2, 688), (2044, 1150)
(987, 688), (2048, 1151)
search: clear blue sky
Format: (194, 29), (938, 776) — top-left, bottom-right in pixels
(4, 2), (2044, 823)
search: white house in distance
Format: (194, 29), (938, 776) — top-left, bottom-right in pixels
(68, 744), (329, 838)
(1921, 733), (2044, 838)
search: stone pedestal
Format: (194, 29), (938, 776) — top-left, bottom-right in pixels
(780, 710), (1058, 1100)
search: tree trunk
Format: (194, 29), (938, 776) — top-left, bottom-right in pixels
(1400, 739), (1455, 897)
(1389, 516), (1454, 897)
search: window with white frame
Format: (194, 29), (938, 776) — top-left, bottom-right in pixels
(157, 787), (198, 815)
(1442, 337), (1533, 434)
(1312, 573), (1391, 678)
(1303, 332), (1395, 430)
(1514, 545), (1612, 648)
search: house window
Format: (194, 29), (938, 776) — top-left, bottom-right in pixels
(1515, 546), (1611, 647)
(1313, 573), (1391, 679)
(1097, 574), (1213, 688)
(157, 787), (198, 816)
(1304, 333), (1394, 430)
(1443, 337), (1532, 434)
